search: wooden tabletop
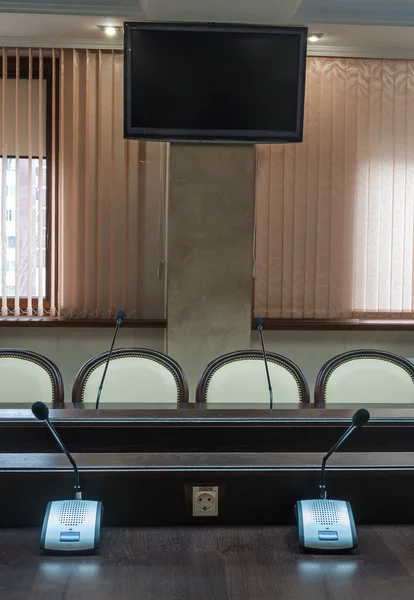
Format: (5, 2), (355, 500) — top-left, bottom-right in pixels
(2, 525), (414, 599)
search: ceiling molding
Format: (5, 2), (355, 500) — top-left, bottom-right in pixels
(308, 45), (414, 60)
(0, 36), (123, 49)
(299, 14), (414, 28)
(0, 2), (145, 17)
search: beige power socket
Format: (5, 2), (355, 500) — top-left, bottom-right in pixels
(192, 486), (219, 517)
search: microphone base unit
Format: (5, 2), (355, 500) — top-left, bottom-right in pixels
(40, 499), (103, 554)
(295, 499), (357, 552)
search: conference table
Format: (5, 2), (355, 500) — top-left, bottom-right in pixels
(1, 402), (414, 599)
(0, 401), (411, 526)
(3, 525), (414, 599)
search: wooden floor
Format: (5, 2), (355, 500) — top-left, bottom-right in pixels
(2, 526), (414, 599)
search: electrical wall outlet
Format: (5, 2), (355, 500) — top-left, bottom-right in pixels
(192, 486), (219, 517)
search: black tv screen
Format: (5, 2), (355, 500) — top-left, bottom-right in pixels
(124, 22), (307, 143)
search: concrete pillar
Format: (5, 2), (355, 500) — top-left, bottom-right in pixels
(167, 143), (255, 398)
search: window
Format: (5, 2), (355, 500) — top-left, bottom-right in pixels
(6, 184), (15, 198)
(255, 57), (414, 321)
(0, 49), (54, 314)
(0, 48), (165, 320)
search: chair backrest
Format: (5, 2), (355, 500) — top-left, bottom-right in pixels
(315, 349), (414, 404)
(196, 350), (309, 404)
(73, 348), (189, 404)
(0, 348), (64, 404)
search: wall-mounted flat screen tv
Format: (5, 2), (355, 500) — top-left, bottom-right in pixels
(124, 22), (307, 143)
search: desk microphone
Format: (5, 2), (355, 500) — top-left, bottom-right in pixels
(95, 309), (126, 409)
(255, 317), (273, 409)
(295, 408), (370, 551)
(31, 401), (102, 553)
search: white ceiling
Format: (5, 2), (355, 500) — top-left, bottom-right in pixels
(306, 24), (414, 59)
(142, 0), (302, 24)
(0, 1), (145, 16)
(293, 0), (414, 27)
(2, 0), (413, 24)
(0, 0), (413, 57)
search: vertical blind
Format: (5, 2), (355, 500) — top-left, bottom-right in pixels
(255, 57), (414, 320)
(0, 48), (166, 319)
(58, 49), (166, 319)
(0, 48), (51, 316)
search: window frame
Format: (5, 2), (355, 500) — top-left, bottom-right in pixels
(0, 56), (57, 313)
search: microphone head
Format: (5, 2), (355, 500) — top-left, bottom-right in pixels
(255, 317), (263, 329)
(352, 408), (370, 428)
(31, 401), (49, 421)
(116, 310), (126, 322)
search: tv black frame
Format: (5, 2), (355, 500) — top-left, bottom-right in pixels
(124, 21), (308, 144)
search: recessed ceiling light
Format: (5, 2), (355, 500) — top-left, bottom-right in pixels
(308, 33), (324, 43)
(99, 25), (122, 37)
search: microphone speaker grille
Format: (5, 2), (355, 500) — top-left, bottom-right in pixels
(310, 500), (346, 526)
(58, 501), (89, 526)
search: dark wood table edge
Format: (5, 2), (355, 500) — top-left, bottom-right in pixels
(1, 452), (414, 473)
(2, 405), (414, 426)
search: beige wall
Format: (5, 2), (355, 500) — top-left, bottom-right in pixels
(0, 327), (165, 401)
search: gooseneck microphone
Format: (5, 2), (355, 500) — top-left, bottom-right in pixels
(95, 309), (126, 409)
(295, 408), (370, 552)
(31, 401), (103, 553)
(32, 401), (81, 498)
(255, 317), (273, 409)
(319, 408), (370, 499)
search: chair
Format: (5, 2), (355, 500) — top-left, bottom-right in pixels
(0, 348), (64, 404)
(315, 349), (414, 404)
(196, 350), (310, 404)
(72, 348), (189, 404)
